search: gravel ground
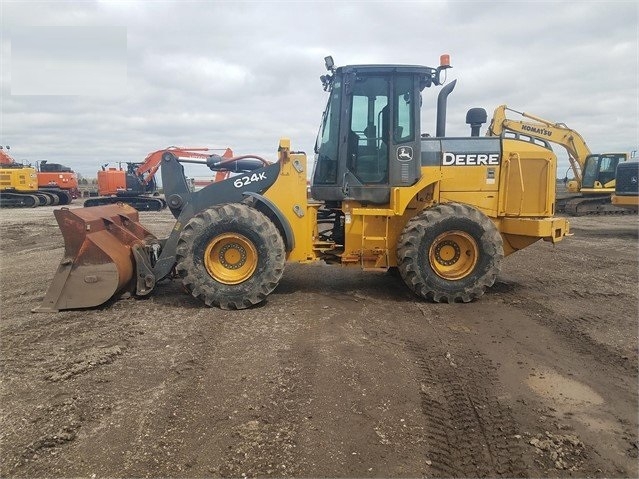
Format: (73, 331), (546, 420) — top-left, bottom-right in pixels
(1, 204), (637, 478)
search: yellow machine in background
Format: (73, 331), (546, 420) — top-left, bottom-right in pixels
(0, 147), (75, 207)
(0, 165), (38, 190)
(1, 147), (38, 206)
(487, 105), (629, 215)
(611, 160), (639, 212)
(35, 56), (569, 312)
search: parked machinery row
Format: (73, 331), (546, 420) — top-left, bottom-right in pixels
(0, 146), (78, 207)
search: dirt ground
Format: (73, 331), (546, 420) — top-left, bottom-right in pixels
(0, 204), (637, 478)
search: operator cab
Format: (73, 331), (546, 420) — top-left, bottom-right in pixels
(582, 153), (627, 189)
(312, 57), (451, 204)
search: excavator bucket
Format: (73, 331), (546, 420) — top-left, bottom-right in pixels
(33, 203), (156, 312)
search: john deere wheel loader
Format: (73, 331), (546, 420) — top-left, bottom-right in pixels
(34, 55), (569, 312)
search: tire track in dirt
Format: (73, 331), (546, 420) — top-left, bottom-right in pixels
(359, 297), (527, 478)
(207, 336), (308, 478)
(270, 288), (437, 476)
(97, 303), (313, 478)
(406, 338), (526, 477)
(276, 286), (527, 477)
(493, 281), (638, 376)
(278, 301), (349, 475)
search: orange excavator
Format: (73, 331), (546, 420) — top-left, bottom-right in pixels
(84, 160), (167, 211)
(83, 147), (269, 211)
(37, 160), (79, 201)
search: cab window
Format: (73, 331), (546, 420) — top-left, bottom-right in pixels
(394, 76), (414, 143)
(346, 76), (389, 184)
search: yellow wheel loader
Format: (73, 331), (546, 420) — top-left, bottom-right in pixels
(34, 55), (569, 312)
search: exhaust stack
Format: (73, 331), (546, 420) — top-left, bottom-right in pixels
(436, 79), (457, 137)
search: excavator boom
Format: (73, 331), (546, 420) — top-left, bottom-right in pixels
(134, 147), (234, 186)
(488, 105), (590, 187)
(85, 147), (239, 211)
(488, 105), (631, 215)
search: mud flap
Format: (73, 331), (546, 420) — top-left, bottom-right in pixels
(32, 204), (156, 312)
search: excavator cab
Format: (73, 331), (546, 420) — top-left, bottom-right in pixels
(312, 58), (450, 204)
(581, 153), (627, 190)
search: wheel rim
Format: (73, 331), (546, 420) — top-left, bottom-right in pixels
(428, 230), (479, 280)
(204, 233), (258, 285)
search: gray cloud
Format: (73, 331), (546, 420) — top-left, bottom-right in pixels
(0, 0), (637, 179)
(11, 26), (127, 96)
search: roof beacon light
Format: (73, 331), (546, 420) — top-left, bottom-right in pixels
(440, 54), (451, 69)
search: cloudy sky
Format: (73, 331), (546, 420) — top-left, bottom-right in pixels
(1, 0), (637, 179)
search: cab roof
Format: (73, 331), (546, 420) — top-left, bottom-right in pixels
(336, 64), (435, 75)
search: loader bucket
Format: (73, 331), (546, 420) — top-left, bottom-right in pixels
(32, 203), (156, 312)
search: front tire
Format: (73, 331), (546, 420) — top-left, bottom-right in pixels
(397, 203), (503, 303)
(175, 203), (285, 310)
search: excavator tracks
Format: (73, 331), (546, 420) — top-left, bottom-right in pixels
(0, 189), (72, 208)
(83, 195), (167, 211)
(0, 192), (40, 208)
(563, 195), (635, 216)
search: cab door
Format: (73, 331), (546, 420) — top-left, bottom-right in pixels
(312, 71), (422, 204)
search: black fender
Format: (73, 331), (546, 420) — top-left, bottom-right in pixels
(161, 152), (281, 219)
(243, 192), (295, 252)
(150, 159), (283, 283)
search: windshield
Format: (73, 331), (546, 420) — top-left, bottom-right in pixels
(346, 75), (389, 184)
(582, 154), (623, 188)
(312, 78), (342, 184)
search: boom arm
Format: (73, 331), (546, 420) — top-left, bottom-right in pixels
(487, 105), (592, 185)
(135, 147), (234, 186)
(0, 148), (16, 165)
(133, 147), (273, 186)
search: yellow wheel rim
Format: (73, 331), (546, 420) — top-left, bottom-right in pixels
(429, 230), (479, 280)
(204, 233), (258, 285)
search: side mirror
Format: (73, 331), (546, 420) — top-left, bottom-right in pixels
(324, 56), (335, 72)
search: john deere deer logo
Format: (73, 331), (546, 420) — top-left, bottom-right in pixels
(397, 146), (413, 162)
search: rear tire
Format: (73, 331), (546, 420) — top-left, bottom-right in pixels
(175, 203), (285, 310)
(397, 203), (503, 303)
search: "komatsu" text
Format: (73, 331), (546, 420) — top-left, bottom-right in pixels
(521, 125), (552, 137)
